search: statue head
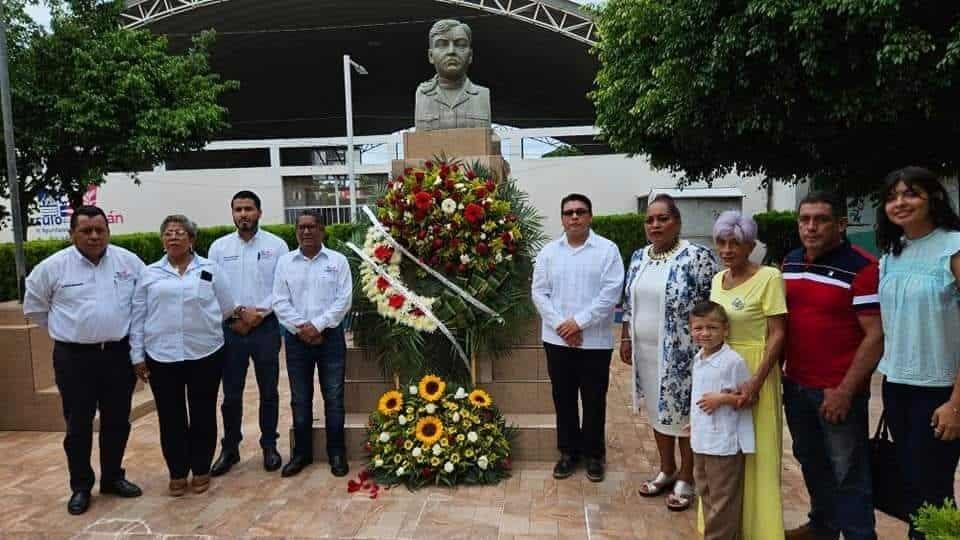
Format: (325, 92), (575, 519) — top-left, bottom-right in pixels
(427, 19), (473, 82)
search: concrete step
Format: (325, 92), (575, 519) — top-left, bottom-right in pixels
(301, 413), (557, 462)
(35, 381), (156, 431)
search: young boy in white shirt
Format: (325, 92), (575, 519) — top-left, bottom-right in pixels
(687, 301), (755, 540)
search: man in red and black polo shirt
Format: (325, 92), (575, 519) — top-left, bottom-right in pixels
(782, 192), (884, 540)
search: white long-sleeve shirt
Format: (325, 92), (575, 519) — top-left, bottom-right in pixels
(23, 245), (145, 344)
(690, 343), (756, 456)
(207, 229), (288, 312)
(272, 247), (352, 334)
(129, 255), (236, 364)
(531, 230), (625, 349)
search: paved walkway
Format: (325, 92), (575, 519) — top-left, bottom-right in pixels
(0, 350), (914, 539)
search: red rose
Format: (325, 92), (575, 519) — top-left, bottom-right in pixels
(501, 232), (512, 243)
(451, 192), (462, 203)
(373, 245), (394, 262)
(444, 179), (455, 190)
(464, 203), (485, 224)
(376, 277), (390, 292)
(414, 191), (433, 211)
(394, 437), (404, 448)
(411, 308), (424, 317)
(415, 171), (424, 182)
(429, 256), (439, 266)
(476, 242), (489, 255)
(507, 244), (517, 254)
(439, 165), (450, 179)
(449, 238), (460, 249)
(433, 238), (443, 249)
(466, 170), (477, 180)
(403, 167), (413, 176)
(422, 467), (433, 477)
(444, 262), (455, 273)
(506, 214), (517, 222)
(458, 263), (467, 273)
(451, 163), (459, 172)
(411, 185), (421, 194)
(433, 190), (443, 200)
(475, 187), (487, 199)
(486, 180), (496, 192)
(414, 209), (427, 221)
(424, 160), (434, 169)
(388, 294), (405, 309)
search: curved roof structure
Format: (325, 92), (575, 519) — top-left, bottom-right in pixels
(121, 0), (599, 139)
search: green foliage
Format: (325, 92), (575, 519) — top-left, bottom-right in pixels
(1, 0), (237, 234)
(914, 499), (960, 540)
(754, 211), (801, 265)
(590, 0), (960, 197)
(542, 144), (584, 158)
(0, 222), (358, 301)
(592, 212), (647, 266)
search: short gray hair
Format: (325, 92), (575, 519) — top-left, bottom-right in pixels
(160, 214), (198, 240)
(429, 19), (472, 46)
(713, 210), (757, 244)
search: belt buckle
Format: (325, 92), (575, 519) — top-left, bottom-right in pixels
(100, 342), (106, 351)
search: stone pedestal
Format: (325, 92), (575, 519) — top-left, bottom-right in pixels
(391, 127), (510, 182)
(0, 301), (155, 431)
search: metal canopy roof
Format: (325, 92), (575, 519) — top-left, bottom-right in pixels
(122, 0), (599, 140)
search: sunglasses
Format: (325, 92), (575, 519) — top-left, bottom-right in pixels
(562, 208), (590, 217)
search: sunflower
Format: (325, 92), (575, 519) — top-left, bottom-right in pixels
(469, 389), (493, 408)
(418, 375), (446, 402)
(377, 390), (403, 416)
(415, 416), (444, 446)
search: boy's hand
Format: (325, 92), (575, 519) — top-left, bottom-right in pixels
(697, 392), (733, 414)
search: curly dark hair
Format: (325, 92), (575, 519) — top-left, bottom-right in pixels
(876, 166), (960, 256)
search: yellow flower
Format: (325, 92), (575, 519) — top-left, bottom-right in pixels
(418, 374), (446, 402)
(393, 454), (403, 464)
(415, 416), (444, 446)
(456, 434), (465, 443)
(403, 440), (414, 450)
(465, 448), (475, 458)
(469, 389), (493, 408)
(431, 457), (441, 467)
(450, 453), (461, 464)
(377, 390), (403, 416)
(440, 438), (450, 448)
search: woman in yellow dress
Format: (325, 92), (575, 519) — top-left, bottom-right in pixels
(708, 210), (787, 540)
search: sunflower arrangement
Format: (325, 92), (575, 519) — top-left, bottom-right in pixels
(365, 374), (515, 489)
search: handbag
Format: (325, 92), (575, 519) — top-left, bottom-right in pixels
(871, 410), (911, 523)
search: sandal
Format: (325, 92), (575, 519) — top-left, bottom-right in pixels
(665, 480), (695, 512)
(638, 471), (677, 497)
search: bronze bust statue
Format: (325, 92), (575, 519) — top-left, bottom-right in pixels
(415, 19), (491, 131)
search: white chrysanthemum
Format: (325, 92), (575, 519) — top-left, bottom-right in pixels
(460, 254), (471, 264)
(425, 403), (437, 414)
(467, 431), (478, 443)
(374, 457), (384, 467)
(398, 415), (407, 426)
(458, 203), (464, 210)
(396, 465), (406, 475)
(404, 211), (413, 220)
(390, 250), (402, 264)
(444, 462), (454, 473)
(412, 447), (422, 458)
(495, 254), (503, 263)
(441, 198), (457, 214)
(452, 412), (461, 422)
(478, 455), (489, 470)
(454, 387), (468, 399)
(432, 444), (443, 456)
(379, 432), (390, 443)
(454, 183), (464, 189)
(409, 385), (418, 395)
(480, 233), (487, 240)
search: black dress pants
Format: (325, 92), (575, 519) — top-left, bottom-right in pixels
(147, 349), (223, 479)
(543, 342), (613, 460)
(52, 339), (136, 493)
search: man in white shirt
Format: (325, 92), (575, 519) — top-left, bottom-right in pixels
(531, 194), (625, 483)
(23, 206), (146, 515)
(272, 211), (353, 478)
(207, 191), (289, 476)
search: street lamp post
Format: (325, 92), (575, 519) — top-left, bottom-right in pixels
(0, 2), (27, 301)
(343, 55), (367, 223)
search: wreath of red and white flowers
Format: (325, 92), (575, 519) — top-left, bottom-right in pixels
(359, 228), (439, 332)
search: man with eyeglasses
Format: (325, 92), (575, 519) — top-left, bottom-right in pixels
(23, 205), (146, 514)
(208, 191), (289, 477)
(272, 211), (352, 478)
(531, 193), (625, 482)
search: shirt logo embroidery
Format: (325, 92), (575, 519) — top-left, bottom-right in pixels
(114, 269), (134, 281)
(259, 249), (274, 259)
(731, 298), (745, 311)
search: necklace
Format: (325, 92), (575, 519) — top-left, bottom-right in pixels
(648, 240), (680, 261)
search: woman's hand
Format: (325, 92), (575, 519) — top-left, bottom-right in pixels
(619, 339), (632, 365)
(134, 363), (150, 383)
(737, 376), (762, 408)
(931, 401), (960, 441)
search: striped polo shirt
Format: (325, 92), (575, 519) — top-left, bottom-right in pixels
(783, 240), (880, 389)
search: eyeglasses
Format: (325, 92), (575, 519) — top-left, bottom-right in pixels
(562, 208), (590, 217)
(163, 229), (189, 238)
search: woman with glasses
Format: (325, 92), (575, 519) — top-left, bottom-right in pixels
(620, 193), (720, 511)
(130, 215), (240, 496)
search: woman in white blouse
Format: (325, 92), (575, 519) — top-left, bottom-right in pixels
(130, 215), (239, 497)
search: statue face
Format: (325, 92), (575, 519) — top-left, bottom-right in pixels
(428, 26), (472, 80)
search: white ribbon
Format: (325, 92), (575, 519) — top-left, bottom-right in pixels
(346, 241), (471, 373)
(361, 205), (503, 324)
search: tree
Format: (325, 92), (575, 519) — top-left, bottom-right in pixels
(1, 0), (237, 235)
(590, 1), (960, 197)
(542, 143), (584, 158)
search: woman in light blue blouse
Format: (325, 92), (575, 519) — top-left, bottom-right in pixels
(876, 166), (960, 539)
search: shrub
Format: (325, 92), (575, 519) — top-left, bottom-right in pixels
(0, 223), (358, 301)
(914, 499), (960, 540)
(754, 211), (800, 265)
(591, 213), (646, 266)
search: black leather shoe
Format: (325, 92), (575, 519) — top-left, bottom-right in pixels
(329, 455), (349, 477)
(586, 458), (605, 482)
(100, 478), (142, 498)
(263, 447), (282, 472)
(552, 454), (579, 479)
(281, 454), (312, 478)
(210, 449), (240, 477)
(67, 491), (91, 515)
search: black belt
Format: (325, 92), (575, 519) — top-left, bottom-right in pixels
(55, 337), (129, 351)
